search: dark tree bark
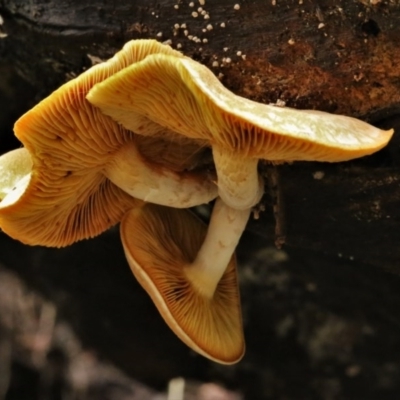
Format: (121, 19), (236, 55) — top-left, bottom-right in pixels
(1, 0), (400, 116)
(0, 1), (400, 398)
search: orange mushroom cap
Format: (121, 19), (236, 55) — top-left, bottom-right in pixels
(87, 52), (394, 162)
(87, 51), (394, 209)
(120, 203), (244, 364)
(0, 40), (189, 247)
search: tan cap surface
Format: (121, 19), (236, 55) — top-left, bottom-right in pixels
(88, 52), (393, 162)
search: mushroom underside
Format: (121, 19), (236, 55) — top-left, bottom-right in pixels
(120, 203), (245, 364)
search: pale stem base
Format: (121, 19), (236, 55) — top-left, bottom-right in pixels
(185, 197), (251, 298)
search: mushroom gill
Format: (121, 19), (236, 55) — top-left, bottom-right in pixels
(121, 202), (244, 364)
(0, 40), (217, 247)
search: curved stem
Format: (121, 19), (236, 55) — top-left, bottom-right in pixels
(212, 146), (264, 210)
(104, 141), (218, 208)
(185, 197), (251, 298)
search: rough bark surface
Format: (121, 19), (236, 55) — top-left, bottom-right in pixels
(0, 1), (400, 399)
(1, 0), (400, 117)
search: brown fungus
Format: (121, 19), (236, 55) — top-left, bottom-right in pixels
(87, 51), (394, 210)
(87, 45), (394, 364)
(0, 40), (217, 247)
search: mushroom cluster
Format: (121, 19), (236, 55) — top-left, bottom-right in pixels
(0, 40), (394, 364)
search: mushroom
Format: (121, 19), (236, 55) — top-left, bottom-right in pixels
(120, 199), (246, 364)
(87, 46), (393, 363)
(87, 52), (394, 210)
(1, 39), (394, 365)
(0, 40), (217, 247)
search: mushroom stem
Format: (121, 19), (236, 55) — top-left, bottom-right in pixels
(185, 197), (251, 298)
(104, 141), (217, 208)
(212, 146), (264, 210)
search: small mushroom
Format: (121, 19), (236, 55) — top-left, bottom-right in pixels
(87, 52), (394, 210)
(0, 40), (216, 246)
(120, 199), (246, 364)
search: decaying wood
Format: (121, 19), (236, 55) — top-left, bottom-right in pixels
(1, 0), (400, 117)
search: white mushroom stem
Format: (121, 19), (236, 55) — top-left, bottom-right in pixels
(104, 141), (218, 208)
(185, 197), (251, 298)
(212, 146), (264, 210)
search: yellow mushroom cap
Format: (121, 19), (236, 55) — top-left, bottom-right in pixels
(0, 40), (184, 247)
(120, 203), (244, 364)
(87, 52), (394, 162)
